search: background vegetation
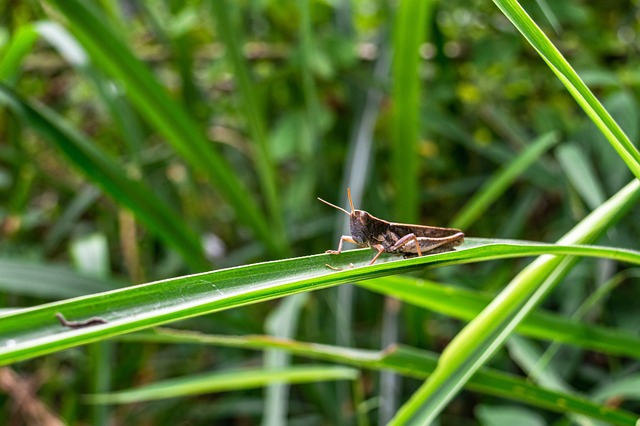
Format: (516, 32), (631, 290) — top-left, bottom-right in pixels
(1, 0), (639, 425)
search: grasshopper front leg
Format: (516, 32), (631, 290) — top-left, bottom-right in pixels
(326, 235), (358, 255)
(369, 244), (386, 265)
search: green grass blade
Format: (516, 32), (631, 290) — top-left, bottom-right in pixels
(390, 178), (640, 424)
(0, 85), (209, 269)
(391, 0), (433, 221)
(44, 0), (281, 255)
(0, 23), (39, 81)
(87, 365), (358, 404)
(2, 237), (640, 366)
(492, 0), (640, 180)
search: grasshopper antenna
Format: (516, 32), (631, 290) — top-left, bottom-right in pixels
(347, 187), (355, 213)
(317, 194), (351, 216)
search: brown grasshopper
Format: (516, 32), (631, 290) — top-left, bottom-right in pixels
(318, 189), (464, 265)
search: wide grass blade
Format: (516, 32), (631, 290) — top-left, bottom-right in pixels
(2, 237), (640, 366)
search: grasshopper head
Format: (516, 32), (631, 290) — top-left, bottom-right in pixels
(346, 190), (372, 245)
(349, 209), (372, 245)
(318, 189), (370, 246)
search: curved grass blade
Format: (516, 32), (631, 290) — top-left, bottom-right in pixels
(1, 238), (640, 367)
(0, 85), (209, 270)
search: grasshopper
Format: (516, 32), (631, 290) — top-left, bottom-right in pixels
(318, 189), (464, 265)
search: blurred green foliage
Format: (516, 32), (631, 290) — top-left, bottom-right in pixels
(1, 0), (639, 424)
